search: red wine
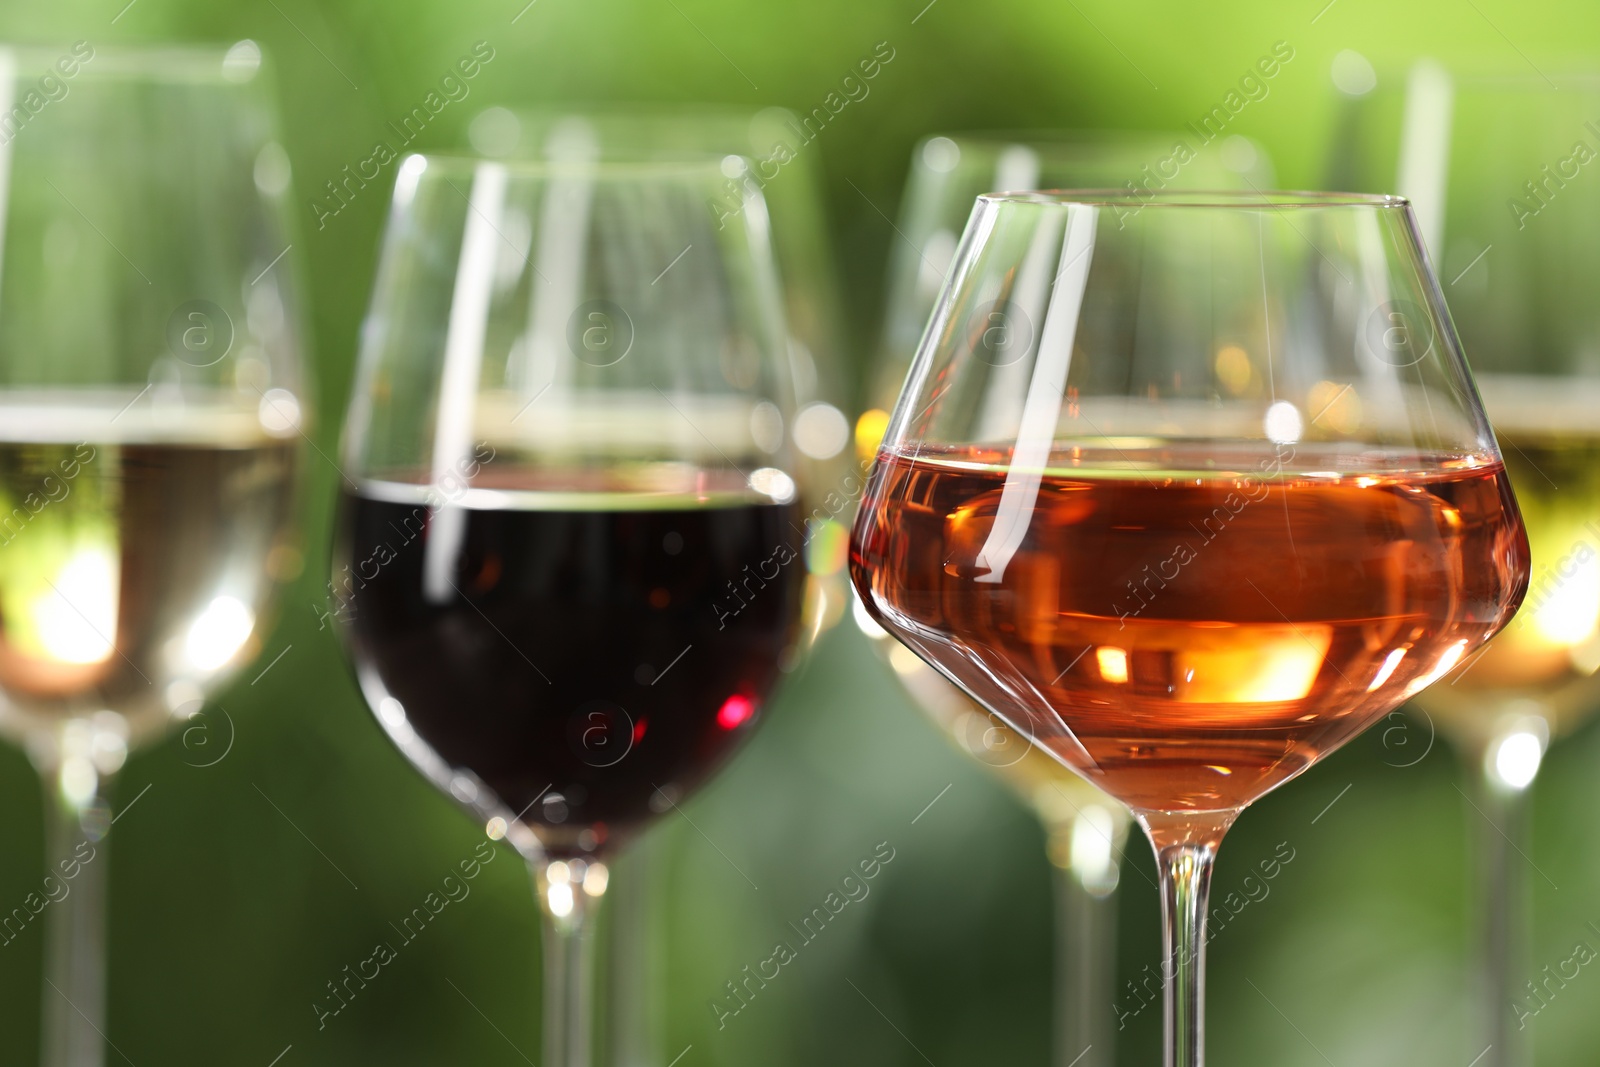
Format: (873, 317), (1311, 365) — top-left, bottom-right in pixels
(337, 477), (805, 856)
(851, 443), (1529, 813)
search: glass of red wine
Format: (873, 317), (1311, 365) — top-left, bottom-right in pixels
(332, 154), (806, 1067)
(850, 189), (1531, 1067)
(464, 107), (857, 1066)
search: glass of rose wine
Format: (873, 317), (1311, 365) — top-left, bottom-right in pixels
(0, 43), (306, 1067)
(850, 189), (1531, 1067)
(332, 154), (806, 1067)
(855, 130), (1272, 1067)
(1333, 63), (1600, 1067)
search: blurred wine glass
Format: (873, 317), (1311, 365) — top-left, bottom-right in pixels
(863, 130), (1273, 420)
(853, 597), (1129, 1064)
(854, 129), (1270, 1067)
(1333, 60), (1600, 1067)
(0, 42), (306, 1067)
(333, 155), (807, 1067)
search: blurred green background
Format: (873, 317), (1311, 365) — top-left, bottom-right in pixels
(1, 1), (1599, 1064)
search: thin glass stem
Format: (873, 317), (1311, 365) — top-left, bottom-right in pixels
(536, 859), (601, 1067)
(607, 834), (664, 1067)
(39, 757), (114, 1067)
(1049, 831), (1119, 1067)
(1469, 759), (1532, 1067)
(1140, 811), (1235, 1067)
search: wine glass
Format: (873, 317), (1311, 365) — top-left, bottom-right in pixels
(333, 154), (806, 1067)
(853, 599), (1129, 1058)
(854, 130), (1271, 1067)
(463, 106), (852, 1066)
(864, 130), (1273, 420)
(850, 189), (1530, 1067)
(1332, 63), (1600, 1067)
(465, 107), (853, 1064)
(0, 42), (306, 1067)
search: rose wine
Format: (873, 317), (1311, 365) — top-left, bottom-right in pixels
(851, 442), (1529, 813)
(337, 473), (805, 856)
(1415, 380), (1600, 741)
(0, 397), (299, 742)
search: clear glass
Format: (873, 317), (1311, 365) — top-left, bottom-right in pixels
(1332, 65), (1600, 1067)
(865, 130), (1273, 415)
(332, 155), (807, 1067)
(849, 189), (1531, 1067)
(0, 41), (307, 1067)
(855, 601), (1129, 1063)
(857, 129), (1275, 1067)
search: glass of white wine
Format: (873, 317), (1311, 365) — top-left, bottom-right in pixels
(0, 43), (306, 1066)
(1334, 62), (1600, 1067)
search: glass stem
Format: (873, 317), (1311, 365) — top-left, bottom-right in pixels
(1470, 760), (1532, 1067)
(38, 754), (115, 1067)
(1049, 832), (1119, 1067)
(536, 859), (601, 1067)
(1141, 811), (1235, 1067)
(608, 834), (664, 1067)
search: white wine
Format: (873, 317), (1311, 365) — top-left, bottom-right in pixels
(0, 393), (299, 742)
(1418, 377), (1600, 743)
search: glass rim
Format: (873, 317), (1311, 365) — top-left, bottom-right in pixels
(922, 128), (1211, 151)
(484, 102), (800, 126)
(977, 188), (1410, 209)
(1352, 63), (1600, 91)
(400, 151), (742, 180)
(466, 106), (806, 164)
(0, 40), (268, 81)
